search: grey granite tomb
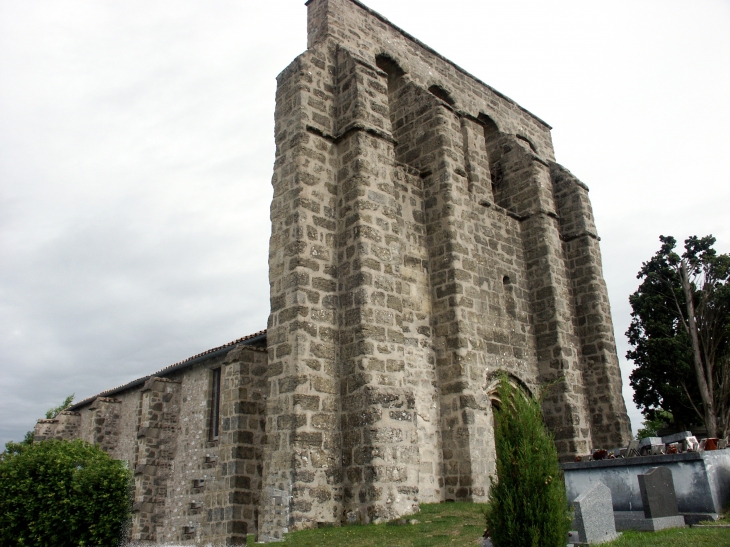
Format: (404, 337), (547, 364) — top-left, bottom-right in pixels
(615, 467), (686, 531)
(573, 482), (619, 545)
(640, 467), (678, 518)
(661, 431), (692, 444)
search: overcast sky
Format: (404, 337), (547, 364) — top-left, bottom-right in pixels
(1, 0), (728, 446)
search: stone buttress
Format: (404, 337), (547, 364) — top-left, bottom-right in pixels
(132, 377), (182, 542)
(261, 0), (631, 538)
(33, 410), (81, 442)
(88, 396), (123, 455)
(204, 346), (268, 544)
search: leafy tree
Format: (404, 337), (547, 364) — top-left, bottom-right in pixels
(1, 431), (35, 460)
(627, 235), (730, 438)
(0, 439), (131, 547)
(635, 410), (673, 440)
(485, 376), (571, 547)
(46, 393), (75, 419)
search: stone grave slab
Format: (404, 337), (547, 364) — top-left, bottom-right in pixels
(661, 431), (692, 444)
(638, 437), (664, 456)
(614, 511), (687, 531)
(572, 482), (619, 544)
(614, 511), (685, 532)
(628, 467), (685, 530)
(638, 466), (678, 518)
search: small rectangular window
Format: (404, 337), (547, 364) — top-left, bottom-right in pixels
(210, 367), (221, 440)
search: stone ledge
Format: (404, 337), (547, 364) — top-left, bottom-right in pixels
(683, 513), (720, 525)
(614, 512), (685, 532)
(561, 451), (704, 470)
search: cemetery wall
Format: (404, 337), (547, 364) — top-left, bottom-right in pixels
(562, 450), (730, 514)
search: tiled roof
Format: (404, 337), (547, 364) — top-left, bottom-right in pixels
(68, 329), (267, 410)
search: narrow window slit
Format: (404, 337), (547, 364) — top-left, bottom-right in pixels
(209, 367), (221, 441)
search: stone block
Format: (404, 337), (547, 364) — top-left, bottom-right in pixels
(638, 466), (679, 519)
(661, 431), (693, 444)
(572, 482), (619, 544)
(614, 511), (686, 532)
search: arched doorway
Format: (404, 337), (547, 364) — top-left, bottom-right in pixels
(484, 372), (533, 483)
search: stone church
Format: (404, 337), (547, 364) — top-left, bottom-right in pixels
(34, 0), (631, 543)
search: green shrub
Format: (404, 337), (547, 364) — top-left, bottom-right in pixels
(45, 394), (75, 419)
(0, 438), (131, 547)
(486, 376), (571, 547)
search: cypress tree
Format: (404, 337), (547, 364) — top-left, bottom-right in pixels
(486, 376), (571, 547)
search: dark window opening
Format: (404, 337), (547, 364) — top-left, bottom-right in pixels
(209, 367), (221, 440)
(478, 113), (501, 201)
(427, 84), (455, 106)
(478, 112), (500, 139)
(503, 274), (517, 319)
(375, 54), (406, 91)
(490, 166), (503, 198)
(376, 53), (407, 155)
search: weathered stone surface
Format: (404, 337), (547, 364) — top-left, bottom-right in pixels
(661, 431), (692, 444)
(573, 482), (619, 544)
(132, 376), (182, 542)
(33, 410), (81, 442)
(261, 0), (630, 539)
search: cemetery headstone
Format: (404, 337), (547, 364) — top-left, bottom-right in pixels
(636, 467), (686, 530)
(639, 466), (678, 518)
(573, 482), (619, 544)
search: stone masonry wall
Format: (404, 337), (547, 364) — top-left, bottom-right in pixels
(132, 376), (182, 542)
(47, 342), (267, 546)
(33, 410), (81, 442)
(261, 0), (631, 538)
(305, 0), (556, 160)
(154, 361), (219, 546)
(88, 397), (122, 455)
(551, 163), (633, 449)
(204, 346), (268, 544)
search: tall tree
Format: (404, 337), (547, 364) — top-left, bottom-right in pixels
(627, 235), (730, 438)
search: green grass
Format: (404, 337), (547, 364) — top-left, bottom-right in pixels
(252, 502), (486, 546)
(608, 527), (730, 547)
(248, 503), (730, 546)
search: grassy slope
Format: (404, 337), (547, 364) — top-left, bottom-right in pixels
(251, 503), (730, 547)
